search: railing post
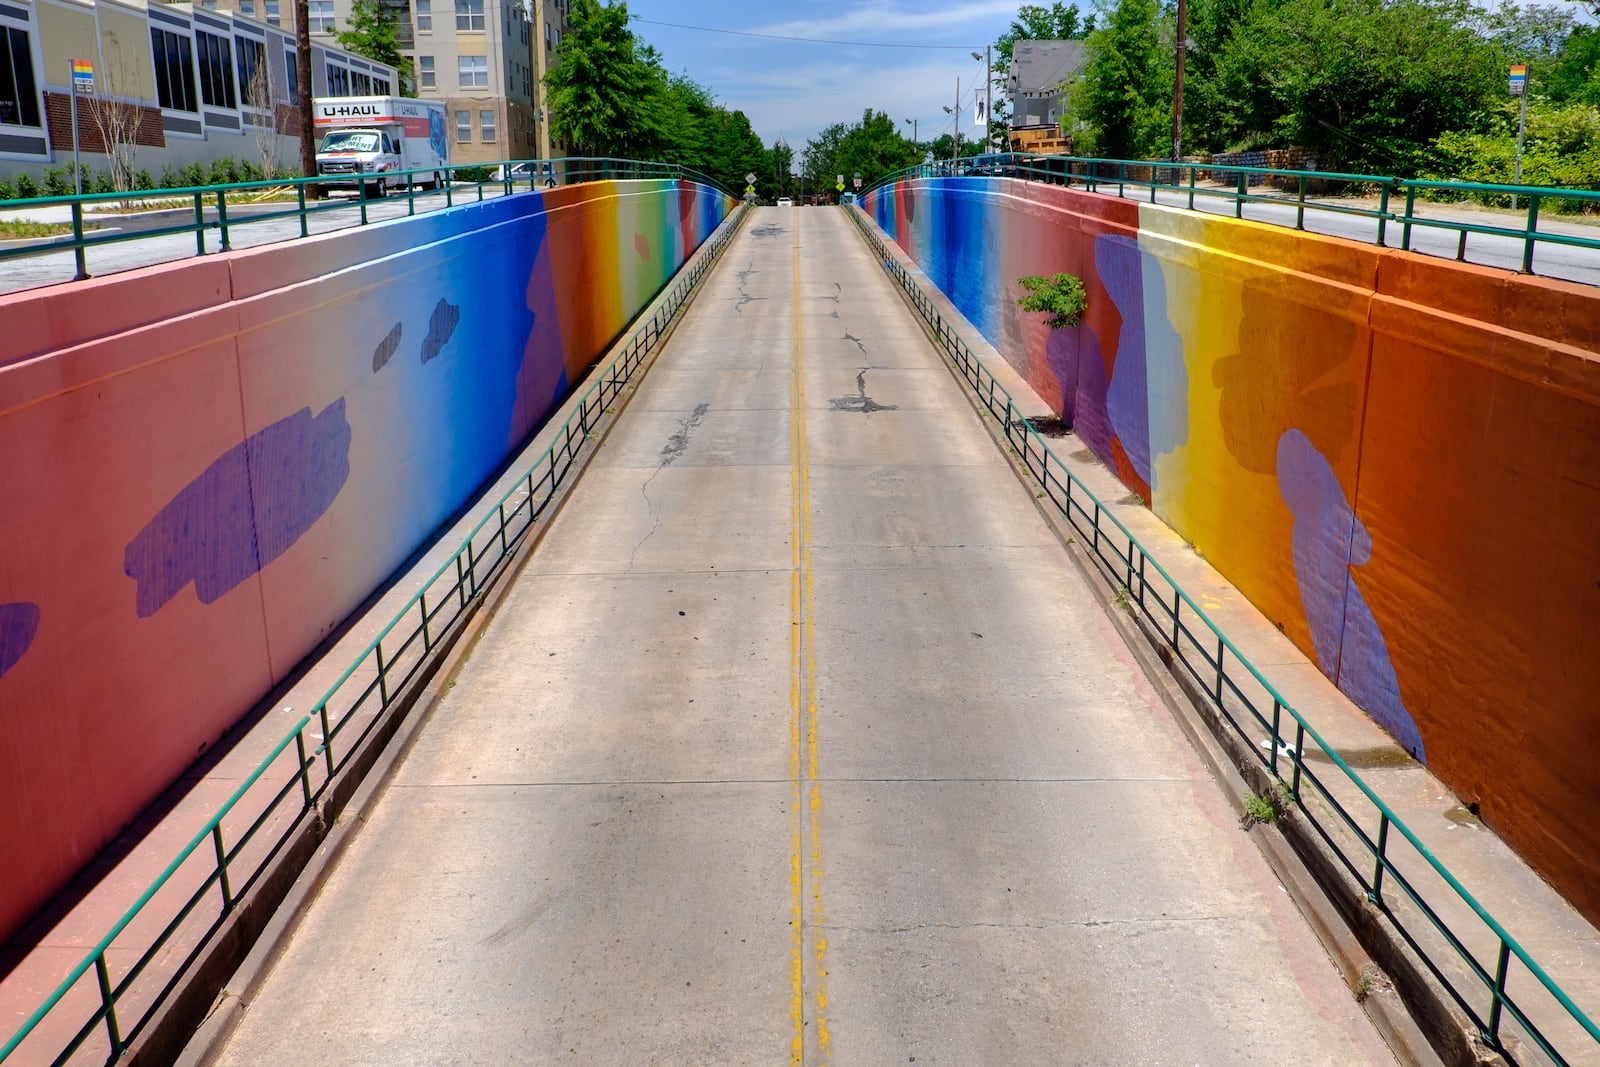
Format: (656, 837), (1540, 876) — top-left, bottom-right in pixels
(1235, 170), (1246, 217)
(295, 731), (313, 809)
(1401, 186), (1417, 250)
(297, 182), (309, 238)
(466, 541), (479, 597)
(1270, 699), (1282, 777)
(1376, 182), (1392, 247)
(319, 704), (335, 777)
(70, 200), (89, 280)
(1290, 722), (1305, 801)
(211, 823), (234, 911)
(456, 555), (468, 608)
(375, 641), (389, 706)
(357, 176), (370, 226)
(194, 191), (206, 255)
(420, 592), (432, 651)
(1214, 637), (1225, 703)
(1295, 176), (1306, 230)
(1486, 939), (1513, 1045)
(1369, 812), (1390, 903)
(1522, 195), (1541, 274)
(215, 189), (231, 251)
(95, 954), (123, 1057)
(1187, 166), (1196, 211)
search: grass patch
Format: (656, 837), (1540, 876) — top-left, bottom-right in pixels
(0, 218), (98, 240)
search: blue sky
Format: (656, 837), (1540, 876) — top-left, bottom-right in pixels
(622, 0), (1028, 152)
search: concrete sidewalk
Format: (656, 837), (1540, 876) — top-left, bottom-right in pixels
(861, 208), (1600, 1066)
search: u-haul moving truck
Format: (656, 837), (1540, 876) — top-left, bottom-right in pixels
(313, 96), (450, 196)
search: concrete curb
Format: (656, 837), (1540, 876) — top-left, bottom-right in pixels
(844, 205), (1500, 1067)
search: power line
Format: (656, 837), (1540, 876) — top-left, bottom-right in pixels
(629, 15), (975, 50)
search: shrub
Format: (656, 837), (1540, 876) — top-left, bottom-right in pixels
(1017, 272), (1089, 329)
(91, 170), (115, 195)
(42, 166), (73, 197)
(135, 169), (156, 191)
(15, 173), (40, 199)
(159, 165), (180, 189)
(179, 162), (207, 188)
(0, 177), (14, 202)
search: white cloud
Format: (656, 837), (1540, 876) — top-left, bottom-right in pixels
(755, 0), (1021, 40)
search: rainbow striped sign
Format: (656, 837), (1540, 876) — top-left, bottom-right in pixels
(71, 58), (93, 92)
(1509, 64), (1527, 95)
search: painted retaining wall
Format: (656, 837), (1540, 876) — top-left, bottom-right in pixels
(0, 179), (734, 941)
(864, 177), (1600, 924)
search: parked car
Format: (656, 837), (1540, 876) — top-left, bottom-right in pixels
(492, 161), (559, 186)
(777, 197), (793, 207)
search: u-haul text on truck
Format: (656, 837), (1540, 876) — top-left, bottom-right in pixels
(313, 96), (450, 196)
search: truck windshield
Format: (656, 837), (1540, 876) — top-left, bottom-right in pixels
(320, 131), (380, 153)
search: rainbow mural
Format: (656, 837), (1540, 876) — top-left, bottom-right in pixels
(0, 178), (733, 940)
(864, 177), (1600, 924)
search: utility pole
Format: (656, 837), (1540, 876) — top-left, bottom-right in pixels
(953, 76), (960, 164)
(1172, 0), (1188, 163)
(295, 0), (318, 195)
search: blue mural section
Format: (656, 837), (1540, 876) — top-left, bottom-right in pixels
(0, 602), (39, 679)
(1277, 429), (1424, 758)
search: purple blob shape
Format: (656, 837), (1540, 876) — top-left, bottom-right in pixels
(1073, 325), (1114, 460)
(0, 602), (41, 679)
(1277, 429), (1425, 759)
(1044, 325), (1080, 425)
(125, 400), (352, 617)
(1096, 235), (1150, 483)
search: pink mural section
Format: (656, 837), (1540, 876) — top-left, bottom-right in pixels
(863, 177), (1600, 925)
(0, 178), (733, 941)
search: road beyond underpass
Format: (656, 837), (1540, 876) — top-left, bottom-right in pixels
(201, 206), (1397, 1065)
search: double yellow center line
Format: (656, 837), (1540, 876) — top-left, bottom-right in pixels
(788, 208), (830, 1065)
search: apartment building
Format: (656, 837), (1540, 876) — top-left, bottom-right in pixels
(0, 0), (395, 180)
(184, 0), (568, 164)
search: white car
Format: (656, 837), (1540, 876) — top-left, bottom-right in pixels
(777, 197), (793, 206)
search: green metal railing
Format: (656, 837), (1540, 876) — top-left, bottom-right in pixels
(846, 204), (1600, 1066)
(0, 156), (734, 286)
(866, 153), (1600, 278)
(0, 201), (746, 1067)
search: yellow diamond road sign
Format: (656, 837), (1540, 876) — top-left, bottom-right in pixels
(836, 182), (844, 191)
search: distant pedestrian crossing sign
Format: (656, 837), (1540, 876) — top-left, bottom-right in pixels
(1509, 64), (1527, 95)
(71, 59), (93, 93)
(745, 184), (755, 195)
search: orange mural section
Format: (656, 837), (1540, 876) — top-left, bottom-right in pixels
(863, 177), (1600, 924)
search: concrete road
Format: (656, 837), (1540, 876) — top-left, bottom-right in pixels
(206, 207), (1395, 1065)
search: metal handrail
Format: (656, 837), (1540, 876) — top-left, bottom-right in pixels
(863, 153), (1600, 278)
(0, 201), (747, 1066)
(845, 203), (1599, 1065)
(0, 156), (736, 285)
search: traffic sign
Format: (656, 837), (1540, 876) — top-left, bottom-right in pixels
(745, 172), (757, 184)
(71, 58), (93, 94)
(745, 184), (755, 194)
(836, 182), (844, 192)
(1509, 64), (1527, 95)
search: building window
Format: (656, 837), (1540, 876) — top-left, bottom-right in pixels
(414, 0), (430, 31)
(284, 48), (297, 97)
(543, 22), (549, 49)
(308, 0), (335, 32)
(457, 54), (485, 88)
(239, 0), (255, 16)
(326, 63), (350, 95)
(455, 108), (470, 142)
(352, 71), (371, 94)
(265, 0), (280, 25)
(374, 77), (389, 94)
(479, 108), (494, 141)
(0, 25), (41, 128)
(454, 0), (483, 31)
(236, 37), (266, 104)
(196, 31), (237, 109)
(417, 55), (434, 88)
(150, 28), (199, 113)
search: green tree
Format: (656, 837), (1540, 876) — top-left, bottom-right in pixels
(1208, 0), (1503, 173)
(335, 0), (408, 85)
(802, 111), (921, 192)
(1543, 24), (1600, 104)
(545, 0), (665, 158)
(1070, 0), (1172, 158)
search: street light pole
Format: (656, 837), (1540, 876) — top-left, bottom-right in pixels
(954, 76), (960, 164)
